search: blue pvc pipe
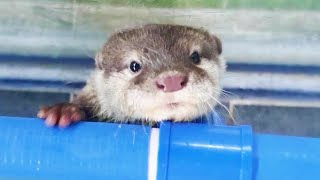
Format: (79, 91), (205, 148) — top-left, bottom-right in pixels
(0, 116), (319, 180)
(158, 122), (320, 180)
(253, 134), (320, 180)
(157, 122), (253, 180)
(0, 117), (150, 180)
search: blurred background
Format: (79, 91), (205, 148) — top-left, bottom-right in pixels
(0, 0), (319, 136)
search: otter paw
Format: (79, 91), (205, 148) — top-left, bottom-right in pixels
(37, 103), (86, 128)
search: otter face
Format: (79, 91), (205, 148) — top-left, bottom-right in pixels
(94, 24), (225, 122)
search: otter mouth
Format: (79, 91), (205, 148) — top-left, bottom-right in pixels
(143, 101), (202, 122)
(167, 102), (180, 108)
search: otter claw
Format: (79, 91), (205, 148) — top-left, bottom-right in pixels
(37, 103), (85, 127)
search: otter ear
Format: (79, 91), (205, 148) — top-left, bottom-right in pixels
(95, 51), (103, 70)
(212, 35), (222, 55)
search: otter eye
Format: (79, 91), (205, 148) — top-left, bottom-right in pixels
(190, 51), (201, 64)
(129, 61), (141, 73)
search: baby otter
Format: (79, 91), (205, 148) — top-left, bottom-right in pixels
(37, 24), (225, 127)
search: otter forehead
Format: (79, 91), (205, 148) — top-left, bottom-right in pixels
(113, 24), (212, 48)
(99, 24), (220, 73)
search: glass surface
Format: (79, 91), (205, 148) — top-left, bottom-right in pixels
(1, 0), (319, 65)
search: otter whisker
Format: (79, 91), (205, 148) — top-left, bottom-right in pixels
(197, 94), (214, 125)
(211, 87), (237, 99)
(204, 92), (237, 125)
(220, 89), (238, 97)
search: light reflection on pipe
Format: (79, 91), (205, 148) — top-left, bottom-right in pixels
(173, 142), (242, 151)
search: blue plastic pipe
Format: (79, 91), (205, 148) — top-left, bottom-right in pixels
(0, 116), (319, 180)
(158, 122), (320, 180)
(0, 117), (150, 180)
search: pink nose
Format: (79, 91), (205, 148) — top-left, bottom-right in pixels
(156, 75), (188, 92)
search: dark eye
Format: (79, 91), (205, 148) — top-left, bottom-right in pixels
(130, 61), (141, 73)
(190, 51), (201, 64)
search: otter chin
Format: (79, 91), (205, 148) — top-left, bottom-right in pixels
(145, 104), (203, 122)
(37, 24), (225, 127)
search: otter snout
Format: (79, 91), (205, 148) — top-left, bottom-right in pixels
(155, 75), (188, 92)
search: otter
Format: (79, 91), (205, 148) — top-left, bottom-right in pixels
(37, 24), (225, 127)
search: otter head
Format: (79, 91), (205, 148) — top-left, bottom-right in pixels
(94, 24), (225, 122)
